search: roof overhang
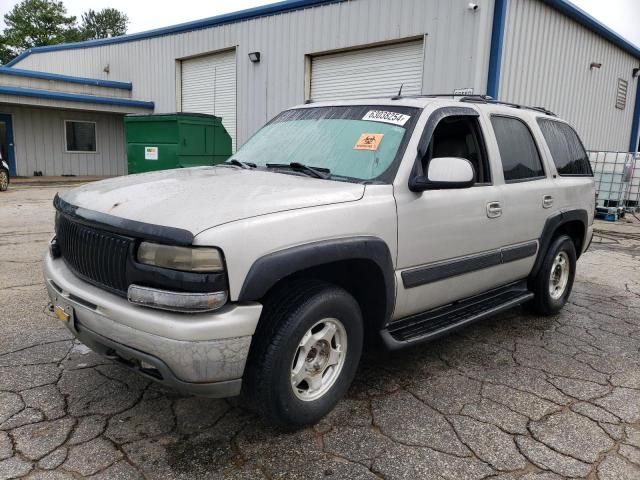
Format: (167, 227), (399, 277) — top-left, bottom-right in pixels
(0, 66), (132, 90)
(0, 86), (154, 113)
(540, 0), (640, 59)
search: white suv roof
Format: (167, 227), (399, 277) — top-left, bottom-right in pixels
(294, 95), (558, 120)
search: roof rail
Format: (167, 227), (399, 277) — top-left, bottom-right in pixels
(456, 95), (557, 117)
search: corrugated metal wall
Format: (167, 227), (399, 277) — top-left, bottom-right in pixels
(0, 105), (125, 176)
(500, 0), (639, 151)
(14, 0), (495, 149)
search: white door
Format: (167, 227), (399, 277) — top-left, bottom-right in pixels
(310, 39), (424, 102)
(182, 50), (237, 151)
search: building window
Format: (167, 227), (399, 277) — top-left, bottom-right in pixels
(65, 121), (96, 152)
(491, 116), (545, 182)
(616, 78), (628, 110)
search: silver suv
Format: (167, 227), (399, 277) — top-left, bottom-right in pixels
(44, 96), (595, 428)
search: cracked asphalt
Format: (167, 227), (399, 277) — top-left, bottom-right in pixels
(2, 184), (640, 480)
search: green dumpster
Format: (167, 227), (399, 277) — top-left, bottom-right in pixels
(125, 113), (232, 174)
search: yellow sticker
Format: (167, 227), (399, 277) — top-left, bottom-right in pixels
(354, 133), (384, 151)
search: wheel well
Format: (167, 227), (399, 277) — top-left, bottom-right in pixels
(553, 220), (586, 258)
(259, 259), (389, 342)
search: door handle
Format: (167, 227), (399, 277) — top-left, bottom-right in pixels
(543, 195), (553, 209)
(486, 201), (502, 218)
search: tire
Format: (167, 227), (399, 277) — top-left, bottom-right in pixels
(0, 169), (8, 192)
(528, 235), (576, 315)
(243, 279), (364, 429)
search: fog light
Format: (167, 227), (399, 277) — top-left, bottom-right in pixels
(127, 285), (228, 313)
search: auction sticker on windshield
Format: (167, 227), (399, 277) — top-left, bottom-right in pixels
(362, 110), (411, 126)
(354, 133), (384, 151)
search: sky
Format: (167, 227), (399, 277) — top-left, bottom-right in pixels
(0, 0), (638, 48)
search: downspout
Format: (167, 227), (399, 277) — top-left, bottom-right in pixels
(630, 79), (640, 152)
(487, 0), (508, 99)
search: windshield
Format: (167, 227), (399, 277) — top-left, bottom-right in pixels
(233, 105), (419, 182)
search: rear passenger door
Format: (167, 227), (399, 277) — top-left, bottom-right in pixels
(487, 114), (556, 276)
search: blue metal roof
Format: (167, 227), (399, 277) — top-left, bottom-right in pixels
(5, 0), (342, 67)
(0, 66), (132, 90)
(0, 86), (154, 109)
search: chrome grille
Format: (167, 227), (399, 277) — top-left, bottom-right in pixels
(55, 214), (132, 295)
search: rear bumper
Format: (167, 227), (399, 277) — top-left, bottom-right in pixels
(44, 252), (262, 397)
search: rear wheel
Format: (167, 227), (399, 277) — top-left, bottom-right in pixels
(0, 169), (8, 191)
(528, 235), (576, 315)
(243, 279), (363, 429)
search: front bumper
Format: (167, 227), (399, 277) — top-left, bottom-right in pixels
(44, 252), (262, 397)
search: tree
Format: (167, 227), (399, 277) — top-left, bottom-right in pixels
(1, 0), (78, 62)
(80, 8), (128, 40)
(0, 37), (13, 65)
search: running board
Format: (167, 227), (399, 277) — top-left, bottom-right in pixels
(380, 281), (534, 350)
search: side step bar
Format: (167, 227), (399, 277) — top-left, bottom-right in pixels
(380, 281), (534, 350)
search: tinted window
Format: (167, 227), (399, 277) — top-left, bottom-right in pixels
(537, 119), (593, 176)
(65, 121), (96, 152)
(491, 116), (544, 182)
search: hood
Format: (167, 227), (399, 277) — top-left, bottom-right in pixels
(59, 166), (365, 234)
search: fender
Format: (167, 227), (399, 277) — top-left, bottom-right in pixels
(237, 236), (395, 322)
(530, 208), (588, 278)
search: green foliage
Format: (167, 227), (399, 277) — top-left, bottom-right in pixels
(1, 0), (77, 60)
(80, 8), (129, 40)
(0, 1), (128, 64)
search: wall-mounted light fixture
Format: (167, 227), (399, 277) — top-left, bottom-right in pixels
(633, 67), (640, 78)
(468, 3), (479, 11)
(248, 52), (261, 63)
(590, 62), (602, 70)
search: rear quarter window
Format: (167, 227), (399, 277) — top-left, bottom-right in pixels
(537, 119), (593, 176)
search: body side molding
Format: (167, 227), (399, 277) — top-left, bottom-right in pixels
(401, 240), (539, 289)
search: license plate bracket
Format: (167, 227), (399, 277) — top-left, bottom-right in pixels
(53, 303), (74, 324)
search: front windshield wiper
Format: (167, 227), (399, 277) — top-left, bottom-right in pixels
(224, 158), (256, 169)
(266, 162), (330, 179)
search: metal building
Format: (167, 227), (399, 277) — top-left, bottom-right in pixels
(0, 0), (638, 177)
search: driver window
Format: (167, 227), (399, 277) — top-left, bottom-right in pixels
(422, 116), (491, 184)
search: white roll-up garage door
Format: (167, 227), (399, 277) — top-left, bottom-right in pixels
(310, 39), (424, 102)
(181, 50), (237, 151)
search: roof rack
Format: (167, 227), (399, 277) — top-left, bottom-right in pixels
(457, 95), (557, 117)
(390, 93), (557, 116)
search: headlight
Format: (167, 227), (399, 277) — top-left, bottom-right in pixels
(137, 242), (224, 272)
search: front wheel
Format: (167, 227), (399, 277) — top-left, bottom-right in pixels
(528, 235), (576, 315)
(243, 280), (363, 429)
(0, 169), (8, 191)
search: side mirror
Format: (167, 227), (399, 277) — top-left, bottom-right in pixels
(409, 157), (475, 192)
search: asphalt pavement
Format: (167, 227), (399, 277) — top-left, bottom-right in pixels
(1, 184), (640, 479)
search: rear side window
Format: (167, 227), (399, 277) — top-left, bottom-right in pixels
(491, 116), (545, 182)
(537, 119), (593, 176)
